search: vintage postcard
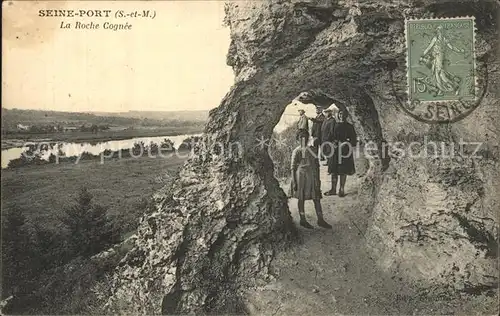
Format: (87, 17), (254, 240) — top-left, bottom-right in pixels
(1, 1), (498, 316)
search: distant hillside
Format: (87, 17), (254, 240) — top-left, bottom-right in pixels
(91, 110), (209, 122)
(1, 108), (209, 130)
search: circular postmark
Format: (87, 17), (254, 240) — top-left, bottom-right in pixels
(395, 62), (487, 124)
(399, 17), (487, 124)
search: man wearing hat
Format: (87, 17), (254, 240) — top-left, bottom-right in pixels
(321, 108), (338, 193)
(296, 108), (309, 141)
(308, 107), (326, 159)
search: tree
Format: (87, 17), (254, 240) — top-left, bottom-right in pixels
(62, 188), (119, 257)
(131, 142), (145, 157)
(1, 210), (31, 296)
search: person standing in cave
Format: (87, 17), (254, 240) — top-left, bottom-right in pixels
(308, 107), (325, 160)
(296, 109), (309, 140)
(289, 130), (332, 229)
(330, 109), (357, 197)
(321, 108), (337, 193)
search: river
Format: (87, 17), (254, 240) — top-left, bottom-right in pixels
(1, 133), (200, 169)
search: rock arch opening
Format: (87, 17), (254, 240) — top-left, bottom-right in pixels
(105, 79), (389, 314)
(269, 88), (388, 215)
(106, 1), (498, 313)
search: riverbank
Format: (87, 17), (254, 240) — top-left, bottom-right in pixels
(1, 126), (204, 150)
(2, 133), (201, 169)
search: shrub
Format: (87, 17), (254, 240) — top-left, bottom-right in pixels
(1, 188), (124, 315)
(148, 141), (159, 155)
(160, 138), (175, 153)
(268, 125), (298, 180)
(178, 136), (201, 152)
(62, 187), (120, 258)
(1, 210), (32, 296)
(7, 152), (48, 169)
(30, 224), (72, 269)
(131, 141), (146, 157)
(48, 153), (58, 163)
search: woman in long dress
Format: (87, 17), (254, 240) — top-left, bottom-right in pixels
(420, 25), (466, 96)
(289, 131), (332, 229)
(329, 110), (357, 197)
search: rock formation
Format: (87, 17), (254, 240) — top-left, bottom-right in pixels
(106, 0), (499, 314)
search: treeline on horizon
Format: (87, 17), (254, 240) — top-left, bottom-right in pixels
(1, 108), (209, 131)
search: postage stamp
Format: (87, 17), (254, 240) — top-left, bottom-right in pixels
(403, 17), (481, 123)
(406, 17), (475, 102)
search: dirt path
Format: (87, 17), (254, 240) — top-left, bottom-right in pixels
(244, 164), (496, 315)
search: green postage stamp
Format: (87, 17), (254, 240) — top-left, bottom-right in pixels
(406, 17), (476, 104)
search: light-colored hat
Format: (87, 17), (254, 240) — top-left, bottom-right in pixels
(327, 103), (340, 114)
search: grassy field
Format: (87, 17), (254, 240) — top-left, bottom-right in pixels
(1, 155), (187, 235)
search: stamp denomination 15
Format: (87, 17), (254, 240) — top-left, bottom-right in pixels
(403, 17), (481, 123)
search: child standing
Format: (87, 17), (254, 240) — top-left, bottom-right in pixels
(289, 131), (332, 229)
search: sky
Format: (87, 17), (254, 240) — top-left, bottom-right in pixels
(2, 1), (235, 112)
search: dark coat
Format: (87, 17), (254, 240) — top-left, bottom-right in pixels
(328, 121), (357, 175)
(310, 113), (325, 147)
(320, 116), (336, 156)
(321, 117), (336, 142)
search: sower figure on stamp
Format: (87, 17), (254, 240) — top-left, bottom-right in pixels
(289, 131), (332, 229)
(330, 109), (357, 197)
(321, 108), (338, 194)
(419, 25), (467, 96)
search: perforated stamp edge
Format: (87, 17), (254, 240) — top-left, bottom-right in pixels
(403, 16), (478, 105)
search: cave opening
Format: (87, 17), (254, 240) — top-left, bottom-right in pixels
(105, 0), (498, 312)
(267, 88), (386, 230)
